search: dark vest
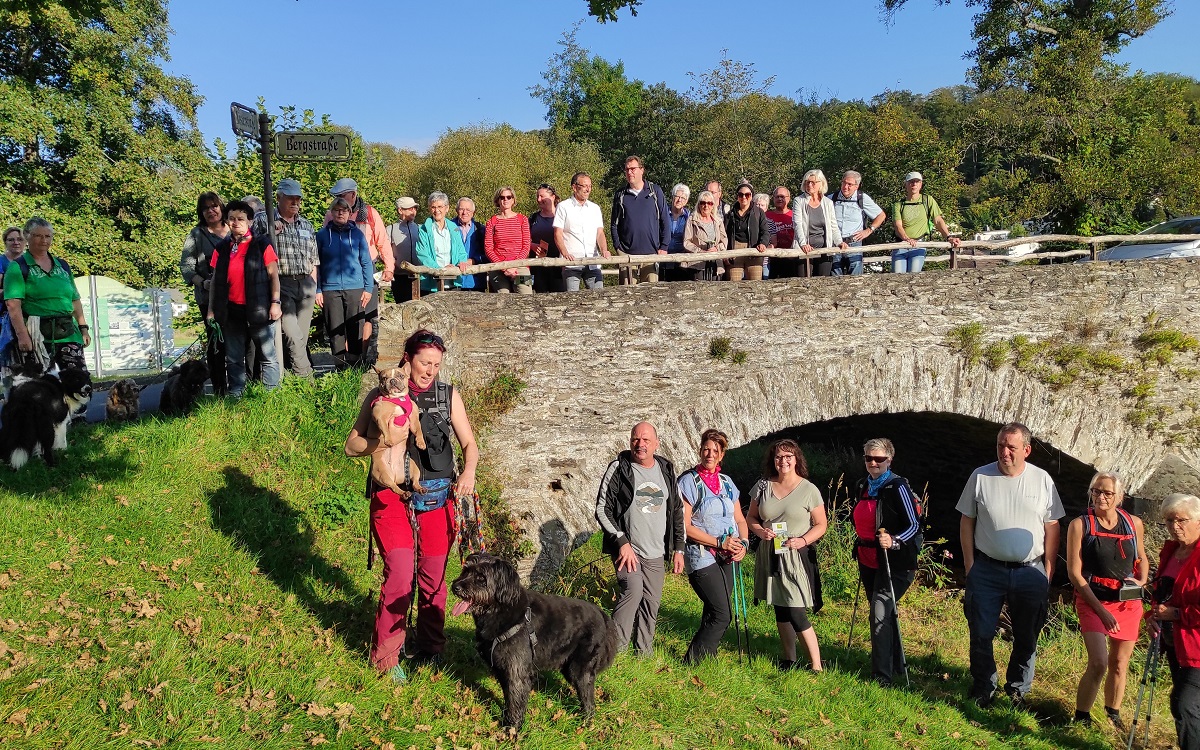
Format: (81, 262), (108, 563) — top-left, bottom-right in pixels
(409, 381), (456, 480)
(211, 233), (272, 327)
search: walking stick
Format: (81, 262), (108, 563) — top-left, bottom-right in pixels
(735, 556), (752, 660)
(879, 529), (910, 687)
(730, 557), (745, 664)
(1127, 626), (1163, 750)
(846, 578), (862, 650)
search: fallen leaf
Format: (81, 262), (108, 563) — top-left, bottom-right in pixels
(102, 558), (119, 567)
(144, 681), (168, 699)
(111, 723), (131, 737)
(332, 703), (354, 719)
(135, 601), (160, 619)
(690, 675), (705, 689)
(98, 699), (108, 713)
(193, 581), (205, 591)
(119, 691), (137, 711)
(304, 703), (333, 718)
(6, 709), (28, 726)
(23, 678), (49, 692)
(0, 573), (10, 589)
(117, 496), (129, 506)
(308, 735), (328, 746)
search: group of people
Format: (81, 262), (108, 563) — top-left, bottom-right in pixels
(593, 419), (1198, 746)
(1, 218), (91, 385)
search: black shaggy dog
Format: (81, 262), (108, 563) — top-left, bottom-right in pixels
(105, 378), (141, 421)
(0, 365), (93, 469)
(451, 553), (618, 729)
(159, 360), (209, 415)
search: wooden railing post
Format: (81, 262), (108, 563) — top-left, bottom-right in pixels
(411, 274), (421, 301)
(950, 248), (958, 269)
(1090, 242), (1099, 261)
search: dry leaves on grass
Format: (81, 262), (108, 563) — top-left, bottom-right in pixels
(6, 709), (29, 726)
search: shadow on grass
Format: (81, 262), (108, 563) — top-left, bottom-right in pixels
(0, 421), (136, 498)
(206, 465), (372, 658)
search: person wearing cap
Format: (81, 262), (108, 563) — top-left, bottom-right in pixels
(258, 178), (319, 377)
(890, 172), (960, 274)
(316, 196), (373, 369)
(386, 197), (420, 303)
(325, 178), (392, 366)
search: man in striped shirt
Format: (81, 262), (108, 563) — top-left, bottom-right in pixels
(257, 179), (318, 377)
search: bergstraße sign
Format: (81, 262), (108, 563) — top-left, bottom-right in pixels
(273, 131), (352, 162)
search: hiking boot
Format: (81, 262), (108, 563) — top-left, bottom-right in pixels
(971, 689), (997, 709)
(387, 664), (407, 684)
(1105, 706), (1126, 732)
(410, 651), (443, 668)
(1072, 710), (1093, 726)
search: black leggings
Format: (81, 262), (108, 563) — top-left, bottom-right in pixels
(774, 605), (812, 632)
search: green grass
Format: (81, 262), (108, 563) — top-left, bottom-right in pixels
(0, 372), (1175, 748)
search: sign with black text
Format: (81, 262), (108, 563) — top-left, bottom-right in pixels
(273, 131), (352, 162)
(230, 102), (259, 139)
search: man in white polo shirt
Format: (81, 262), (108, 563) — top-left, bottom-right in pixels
(958, 421), (1064, 710)
(553, 172), (610, 291)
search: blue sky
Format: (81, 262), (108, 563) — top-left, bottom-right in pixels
(165, 0), (1199, 154)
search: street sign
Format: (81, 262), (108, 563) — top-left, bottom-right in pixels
(230, 102), (259, 139)
(273, 131), (352, 162)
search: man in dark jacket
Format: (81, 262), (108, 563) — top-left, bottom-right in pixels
(610, 156), (670, 286)
(595, 421), (685, 657)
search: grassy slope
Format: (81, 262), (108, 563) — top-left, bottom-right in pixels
(0, 372), (1175, 749)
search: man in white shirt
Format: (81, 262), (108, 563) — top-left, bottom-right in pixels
(957, 422), (1064, 710)
(553, 172), (610, 291)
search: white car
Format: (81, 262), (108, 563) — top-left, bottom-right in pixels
(1098, 217), (1200, 261)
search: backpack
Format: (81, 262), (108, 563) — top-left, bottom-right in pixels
(614, 182), (663, 238)
(831, 189), (868, 229)
(414, 381), (455, 474)
(16, 254), (72, 280)
(895, 195), (935, 239)
(1082, 507), (1140, 595)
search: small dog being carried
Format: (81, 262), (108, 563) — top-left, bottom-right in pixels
(451, 553), (618, 729)
(368, 363), (426, 496)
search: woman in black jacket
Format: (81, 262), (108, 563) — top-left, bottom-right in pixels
(723, 183), (772, 281)
(851, 438), (923, 686)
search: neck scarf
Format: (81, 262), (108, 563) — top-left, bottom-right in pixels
(867, 469), (893, 498)
(353, 197), (369, 224)
(695, 465), (722, 495)
(408, 378), (432, 396)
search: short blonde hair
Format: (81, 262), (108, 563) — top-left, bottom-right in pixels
(1088, 471), (1126, 500)
(801, 169), (828, 196)
(863, 438), (895, 458)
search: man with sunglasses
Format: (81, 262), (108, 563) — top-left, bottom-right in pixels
(957, 422), (1064, 710)
(610, 156), (670, 285)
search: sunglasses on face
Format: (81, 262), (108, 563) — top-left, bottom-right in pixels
(864, 456), (890, 464)
(737, 192), (752, 198)
(499, 195), (515, 201)
(698, 201), (714, 206)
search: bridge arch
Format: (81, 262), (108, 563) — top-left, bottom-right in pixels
(378, 260), (1200, 579)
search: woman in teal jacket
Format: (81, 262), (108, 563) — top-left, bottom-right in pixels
(413, 192), (469, 293)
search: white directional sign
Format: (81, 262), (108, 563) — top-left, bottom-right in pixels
(273, 131), (352, 162)
(230, 102), (258, 139)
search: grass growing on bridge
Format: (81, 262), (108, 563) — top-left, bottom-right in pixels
(0, 371), (1174, 748)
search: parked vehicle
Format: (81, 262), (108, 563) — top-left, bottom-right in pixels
(1096, 217), (1200, 261)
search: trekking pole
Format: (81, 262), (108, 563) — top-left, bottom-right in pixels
(736, 556), (752, 660)
(846, 578), (862, 650)
(879, 529), (910, 687)
(1127, 627), (1162, 750)
(731, 557), (745, 664)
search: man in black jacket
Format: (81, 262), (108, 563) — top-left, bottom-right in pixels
(595, 421), (685, 656)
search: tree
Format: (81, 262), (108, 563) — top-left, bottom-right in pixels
(585, 0), (642, 22)
(0, 0), (215, 286)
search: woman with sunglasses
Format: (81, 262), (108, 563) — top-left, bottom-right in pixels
(850, 439), (923, 686)
(1148, 493), (1200, 749)
(723, 183), (771, 282)
(680, 190), (727, 281)
(344, 329), (479, 683)
(528, 184), (564, 293)
(747, 439), (827, 671)
(483, 186), (532, 294)
(1065, 471), (1147, 728)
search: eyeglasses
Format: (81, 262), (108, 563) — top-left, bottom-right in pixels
(499, 195), (515, 201)
(864, 456), (890, 464)
(1165, 517), (1195, 526)
(1088, 488), (1117, 500)
(774, 454), (796, 462)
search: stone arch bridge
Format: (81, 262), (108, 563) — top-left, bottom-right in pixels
(377, 260), (1200, 580)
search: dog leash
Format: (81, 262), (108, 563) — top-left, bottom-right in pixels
(205, 318), (223, 344)
(455, 488), (487, 563)
(490, 606), (537, 666)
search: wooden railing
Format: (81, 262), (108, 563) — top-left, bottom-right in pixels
(393, 234), (1200, 297)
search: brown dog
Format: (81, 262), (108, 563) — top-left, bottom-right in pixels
(105, 378), (141, 421)
(369, 363), (426, 496)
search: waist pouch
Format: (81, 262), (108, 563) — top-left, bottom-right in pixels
(40, 315), (77, 341)
(409, 477), (452, 512)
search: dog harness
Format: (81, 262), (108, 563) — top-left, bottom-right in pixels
(490, 607), (537, 666)
(371, 393), (414, 426)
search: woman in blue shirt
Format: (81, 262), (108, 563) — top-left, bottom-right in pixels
(662, 184), (692, 282)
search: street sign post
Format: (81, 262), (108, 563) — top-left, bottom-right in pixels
(230, 102), (258, 139)
(274, 131), (352, 162)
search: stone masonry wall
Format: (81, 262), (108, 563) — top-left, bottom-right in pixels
(375, 259), (1200, 581)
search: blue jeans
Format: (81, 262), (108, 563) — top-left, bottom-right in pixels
(963, 554), (1049, 699)
(891, 246), (926, 273)
(833, 242), (864, 276)
(563, 267), (603, 291)
(223, 305), (280, 396)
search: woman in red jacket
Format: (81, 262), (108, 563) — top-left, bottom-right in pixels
(484, 186), (532, 294)
(1150, 492), (1200, 750)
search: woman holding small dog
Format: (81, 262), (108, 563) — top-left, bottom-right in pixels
(748, 439), (827, 671)
(679, 428), (748, 664)
(344, 329), (479, 683)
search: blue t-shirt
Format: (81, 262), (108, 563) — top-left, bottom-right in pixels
(668, 208), (689, 252)
(678, 470), (740, 573)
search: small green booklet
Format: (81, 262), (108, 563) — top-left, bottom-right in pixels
(773, 522), (789, 553)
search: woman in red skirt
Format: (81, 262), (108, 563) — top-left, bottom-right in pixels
(1066, 471), (1148, 728)
(344, 329), (479, 682)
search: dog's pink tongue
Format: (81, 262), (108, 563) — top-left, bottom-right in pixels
(451, 599), (471, 617)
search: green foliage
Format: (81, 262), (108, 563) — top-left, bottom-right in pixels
(947, 322), (985, 366)
(460, 368), (528, 433)
(730, 350), (749, 365)
(982, 340), (1010, 370)
(708, 337), (732, 360)
(1135, 321), (1199, 366)
(0, 0), (215, 288)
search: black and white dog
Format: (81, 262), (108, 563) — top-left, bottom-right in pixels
(0, 362), (93, 469)
(451, 553), (618, 729)
(159, 360), (209, 415)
